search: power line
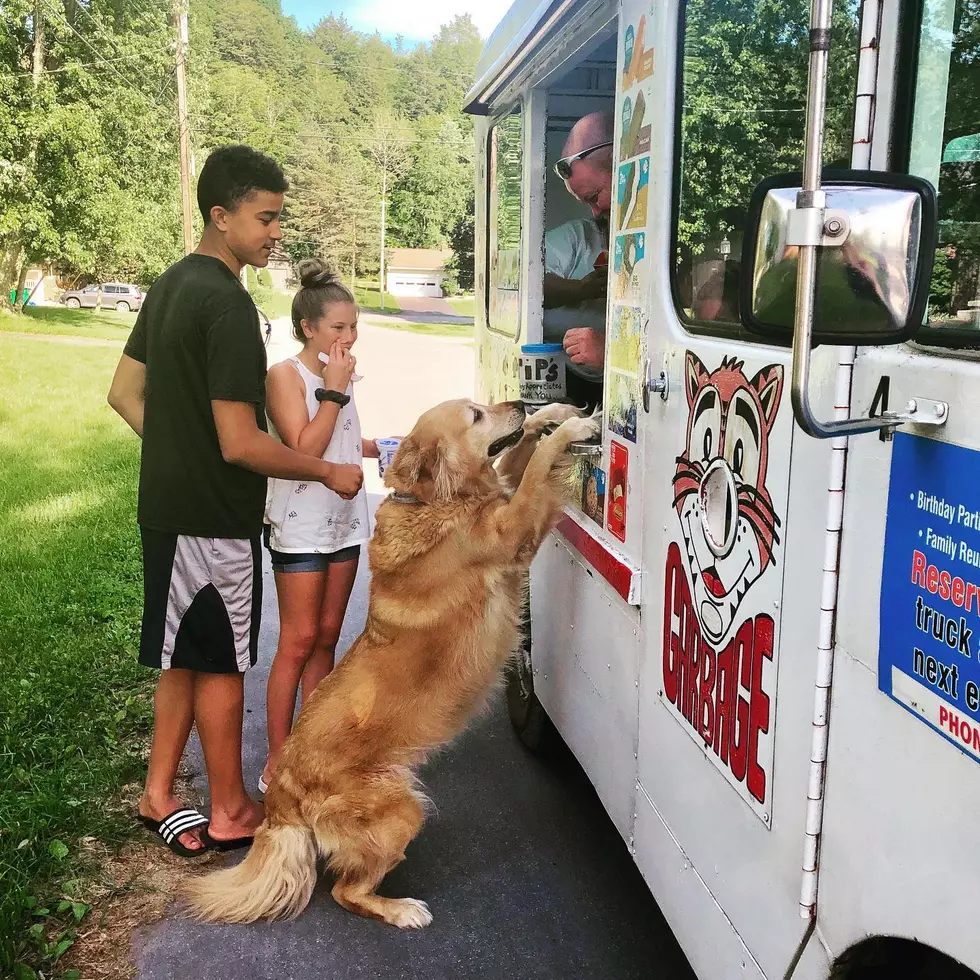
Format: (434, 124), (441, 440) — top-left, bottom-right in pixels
(123, 0), (172, 27)
(303, 58), (473, 81)
(197, 125), (473, 148)
(151, 62), (178, 104)
(217, 53), (474, 82)
(42, 0), (172, 114)
(73, 0), (151, 66)
(0, 47), (170, 80)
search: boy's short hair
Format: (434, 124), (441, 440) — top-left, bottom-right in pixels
(197, 145), (289, 223)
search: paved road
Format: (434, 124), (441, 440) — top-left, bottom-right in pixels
(265, 315), (474, 496)
(135, 498), (695, 980)
(381, 295), (472, 324)
(134, 323), (696, 979)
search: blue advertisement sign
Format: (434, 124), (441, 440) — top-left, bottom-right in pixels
(880, 432), (980, 762)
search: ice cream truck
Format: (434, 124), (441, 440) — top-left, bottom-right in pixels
(464, 0), (980, 976)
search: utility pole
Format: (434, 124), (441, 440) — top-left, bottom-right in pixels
(368, 111), (408, 312)
(380, 171), (387, 311)
(12, 2), (45, 310)
(174, 0), (193, 254)
(350, 215), (356, 289)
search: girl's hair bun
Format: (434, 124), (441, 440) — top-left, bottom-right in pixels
(296, 257), (338, 290)
(290, 257), (358, 342)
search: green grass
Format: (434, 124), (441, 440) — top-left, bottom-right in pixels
(0, 336), (152, 976)
(245, 283), (401, 319)
(354, 284), (401, 315)
(251, 285), (294, 320)
(446, 295), (475, 317)
(0, 306), (135, 342)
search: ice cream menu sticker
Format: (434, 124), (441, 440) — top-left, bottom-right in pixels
(880, 432), (980, 762)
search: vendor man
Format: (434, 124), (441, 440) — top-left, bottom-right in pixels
(544, 111), (614, 412)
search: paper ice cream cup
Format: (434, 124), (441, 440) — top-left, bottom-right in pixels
(376, 438), (402, 479)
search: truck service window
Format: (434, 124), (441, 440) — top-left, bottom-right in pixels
(488, 106), (523, 339)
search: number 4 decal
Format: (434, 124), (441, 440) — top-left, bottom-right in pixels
(870, 375), (891, 443)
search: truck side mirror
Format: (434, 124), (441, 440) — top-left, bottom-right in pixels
(740, 170), (937, 347)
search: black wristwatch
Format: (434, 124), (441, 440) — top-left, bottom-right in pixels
(315, 387), (350, 407)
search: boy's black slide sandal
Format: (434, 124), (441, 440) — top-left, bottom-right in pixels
(138, 807), (212, 858)
(200, 827), (254, 852)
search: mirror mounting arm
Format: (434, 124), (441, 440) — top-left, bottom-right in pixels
(785, 197), (851, 248)
(791, 291), (950, 438)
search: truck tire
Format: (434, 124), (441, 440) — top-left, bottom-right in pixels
(506, 642), (558, 754)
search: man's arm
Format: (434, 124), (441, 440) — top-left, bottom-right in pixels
(543, 270), (607, 309)
(543, 220), (607, 309)
(211, 401), (363, 498)
(107, 354), (147, 437)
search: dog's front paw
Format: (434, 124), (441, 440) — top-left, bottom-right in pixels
(524, 402), (585, 437)
(551, 414), (600, 447)
(388, 898), (432, 929)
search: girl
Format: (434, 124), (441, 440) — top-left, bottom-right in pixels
(261, 258), (379, 793)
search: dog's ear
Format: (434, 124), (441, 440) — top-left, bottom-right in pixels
(384, 436), (423, 491)
(384, 437), (461, 503)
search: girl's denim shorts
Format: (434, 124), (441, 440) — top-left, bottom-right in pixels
(262, 525), (361, 573)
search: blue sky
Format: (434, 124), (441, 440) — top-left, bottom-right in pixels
(282, 0), (514, 45)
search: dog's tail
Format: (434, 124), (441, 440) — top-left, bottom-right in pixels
(182, 822), (317, 923)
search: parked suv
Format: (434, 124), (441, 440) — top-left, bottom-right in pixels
(61, 282), (143, 312)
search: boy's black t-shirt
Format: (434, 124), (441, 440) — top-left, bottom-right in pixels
(123, 254), (268, 539)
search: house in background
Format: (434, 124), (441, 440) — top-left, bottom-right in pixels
(14, 267), (56, 305)
(266, 243), (293, 291)
(385, 248), (453, 298)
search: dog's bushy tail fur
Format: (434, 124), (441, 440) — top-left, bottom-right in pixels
(182, 824), (317, 923)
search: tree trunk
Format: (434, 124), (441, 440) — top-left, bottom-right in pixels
(33, 1), (44, 88)
(5, 4), (45, 315)
(0, 243), (24, 313)
(13, 3), (44, 315)
(13, 259), (29, 313)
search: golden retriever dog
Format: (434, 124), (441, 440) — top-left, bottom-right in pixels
(183, 398), (595, 929)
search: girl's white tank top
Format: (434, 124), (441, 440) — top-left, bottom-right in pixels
(264, 356), (371, 553)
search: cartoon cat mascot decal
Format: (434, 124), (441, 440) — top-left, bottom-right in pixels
(672, 352), (784, 645)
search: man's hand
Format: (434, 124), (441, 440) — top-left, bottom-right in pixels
(563, 328), (605, 370)
(213, 400), (362, 486)
(543, 270), (607, 310)
(324, 462), (363, 499)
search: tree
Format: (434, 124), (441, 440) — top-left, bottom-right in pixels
(388, 117), (471, 248)
(285, 140), (377, 277)
(0, 0), (179, 306)
(364, 109), (411, 301)
(396, 15), (482, 120)
(0, 0), (484, 307)
(676, 0), (858, 263)
(446, 194), (475, 293)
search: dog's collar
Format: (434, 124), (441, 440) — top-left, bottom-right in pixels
(388, 491), (424, 505)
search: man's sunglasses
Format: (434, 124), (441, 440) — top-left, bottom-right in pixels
(554, 141), (613, 180)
